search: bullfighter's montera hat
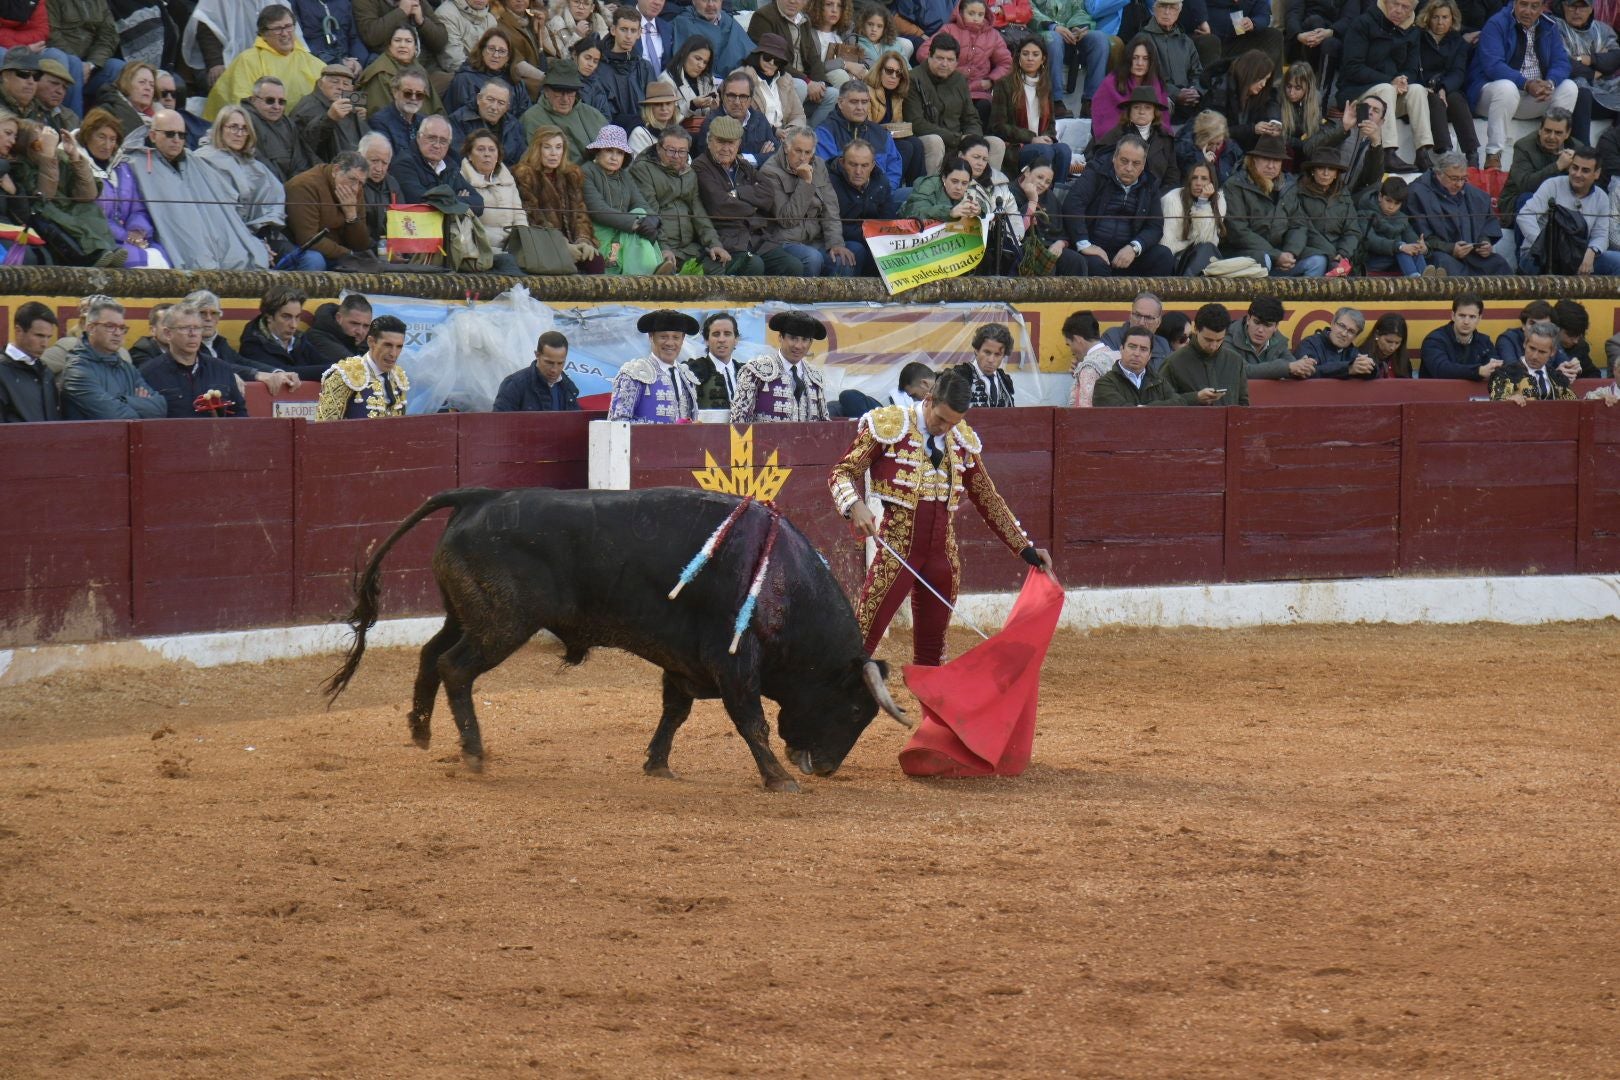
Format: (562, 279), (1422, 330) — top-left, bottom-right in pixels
(767, 310), (828, 341)
(637, 309), (700, 335)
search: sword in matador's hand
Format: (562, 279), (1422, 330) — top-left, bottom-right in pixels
(872, 534), (992, 641)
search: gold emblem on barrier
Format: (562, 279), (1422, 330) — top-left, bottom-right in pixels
(691, 426), (791, 501)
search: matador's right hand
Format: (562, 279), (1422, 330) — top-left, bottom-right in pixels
(848, 502), (879, 538)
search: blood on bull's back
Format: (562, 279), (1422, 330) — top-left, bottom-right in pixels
(325, 487), (908, 790)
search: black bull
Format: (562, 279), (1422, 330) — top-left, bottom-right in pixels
(324, 487), (909, 791)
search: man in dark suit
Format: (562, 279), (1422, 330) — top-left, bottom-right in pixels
(494, 332), (582, 412)
(687, 312), (746, 410)
(1489, 320), (1580, 402)
(1093, 326), (1186, 406)
(954, 323), (1016, 408)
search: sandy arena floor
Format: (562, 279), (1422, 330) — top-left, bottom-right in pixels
(2, 623), (1618, 1079)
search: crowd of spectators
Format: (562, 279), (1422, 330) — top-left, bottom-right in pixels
(5, 284), (1618, 424)
(4, 0), (1620, 279)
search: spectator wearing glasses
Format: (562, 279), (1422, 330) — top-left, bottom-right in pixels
(518, 59), (608, 161)
(39, 295), (134, 381)
(197, 103), (324, 270)
(629, 123), (736, 273)
(119, 109), (271, 268)
(0, 10), (86, 118)
(0, 51), (45, 123)
(203, 4), (327, 120)
(60, 298), (166, 422)
(444, 26), (532, 117)
(694, 71), (775, 159)
(391, 112), (482, 206)
(138, 303), (250, 419)
(1100, 292), (1171, 372)
(156, 72), (212, 147)
(360, 26), (448, 116)
(1295, 307), (1380, 379)
(241, 75), (319, 182)
(367, 66), (438, 157)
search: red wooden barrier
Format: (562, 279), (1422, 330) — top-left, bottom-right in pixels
(1052, 408), (1227, 586)
(129, 420), (296, 634)
(1578, 401), (1620, 573)
(1225, 406), (1403, 582)
(1246, 377), (1608, 406)
(955, 408), (1054, 593)
(0, 422), (131, 646)
(458, 410), (600, 489)
(294, 414), (460, 620)
(1400, 402), (1580, 575)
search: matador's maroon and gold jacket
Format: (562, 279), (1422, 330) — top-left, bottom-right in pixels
(828, 402), (1031, 562)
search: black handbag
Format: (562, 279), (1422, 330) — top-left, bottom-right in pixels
(503, 225), (576, 274)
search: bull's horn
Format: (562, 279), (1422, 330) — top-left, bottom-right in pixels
(863, 661), (911, 727)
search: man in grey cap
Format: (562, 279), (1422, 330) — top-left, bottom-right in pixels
(0, 51), (46, 122)
(290, 62), (370, 160)
(520, 60), (609, 162)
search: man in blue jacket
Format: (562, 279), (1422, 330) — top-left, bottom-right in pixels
(1295, 307), (1379, 379)
(1468, 0), (1579, 169)
(827, 140), (898, 276)
(1420, 293), (1504, 380)
(669, 0), (755, 78)
(816, 83), (906, 196)
(1404, 151), (1513, 274)
(390, 115), (484, 209)
(1059, 135), (1175, 276)
(494, 332), (582, 412)
(593, 6), (661, 131)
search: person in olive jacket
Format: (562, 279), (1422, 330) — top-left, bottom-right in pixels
(1285, 156), (1360, 275)
(1218, 134), (1324, 276)
(906, 35), (995, 165)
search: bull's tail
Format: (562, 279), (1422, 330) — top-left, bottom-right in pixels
(322, 487), (504, 705)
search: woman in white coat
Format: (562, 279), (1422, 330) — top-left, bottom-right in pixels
(1159, 159), (1226, 277)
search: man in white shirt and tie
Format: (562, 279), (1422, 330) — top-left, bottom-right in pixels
(638, 0), (669, 73)
(956, 323), (1016, 409)
(1490, 320), (1580, 403)
(688, 312), (745, 409)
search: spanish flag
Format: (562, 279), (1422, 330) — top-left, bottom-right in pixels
(386, 203), (444, 257)
(0, 224), (44, 247)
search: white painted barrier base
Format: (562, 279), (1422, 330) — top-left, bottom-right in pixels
(3, 576), (1617, 686)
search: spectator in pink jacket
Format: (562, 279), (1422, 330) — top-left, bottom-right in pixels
(919, 0), (1011, 124)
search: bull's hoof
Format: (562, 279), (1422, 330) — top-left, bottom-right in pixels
(764, 776), (802, 794)
(462, 752), (484, 773)
(411, 733), (432, 750)
(644, 764), (679, 780)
